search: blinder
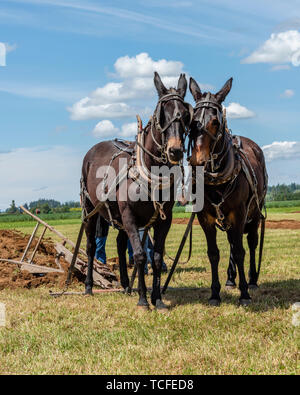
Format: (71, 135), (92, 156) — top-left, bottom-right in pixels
(154, 93), (193, 136)
(189, 93), (226, 171)
(193, 93), (224, 139)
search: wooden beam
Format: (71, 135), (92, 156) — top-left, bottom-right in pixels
(0, 258), (64, 274)
(54, 243), (117, 288)
(19, 205), (87, 257)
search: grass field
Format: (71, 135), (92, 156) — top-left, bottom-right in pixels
(0, 206), (299, 375)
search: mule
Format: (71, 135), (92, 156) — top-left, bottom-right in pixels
(81, 72), (192, 310)
(188, 77), (268, 306)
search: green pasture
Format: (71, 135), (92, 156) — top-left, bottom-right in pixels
(0, 204), (299, 374)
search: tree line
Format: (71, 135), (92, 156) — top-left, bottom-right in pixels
(4, 199), (81, 214)
(2, 183), (300, 214)
(267, 183), (300, 201)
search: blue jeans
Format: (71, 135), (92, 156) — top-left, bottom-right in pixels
(95, 236), (107, 264)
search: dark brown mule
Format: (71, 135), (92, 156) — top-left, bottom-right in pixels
(188, 77), (268, 306)
(81, 72), (192, 310)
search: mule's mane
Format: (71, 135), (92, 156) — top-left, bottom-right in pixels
(168, 87), (178, 94)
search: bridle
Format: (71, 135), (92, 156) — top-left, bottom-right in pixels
(188, 93), (227, 172)
(137, 91), (194, 165)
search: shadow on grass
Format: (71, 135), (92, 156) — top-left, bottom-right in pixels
(161, 278), (300, 311)
(172, 266), (207, 274)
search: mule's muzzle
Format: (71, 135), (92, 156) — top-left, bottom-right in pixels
(168, 147), (183, 164)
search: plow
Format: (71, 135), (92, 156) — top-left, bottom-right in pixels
(0, 205), (119, 293)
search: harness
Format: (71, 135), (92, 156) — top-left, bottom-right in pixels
(81, 91), (192, 232)
(137, 91), (193, 164)
(189, 94), (266, 232)
(188, 93), (226, 173)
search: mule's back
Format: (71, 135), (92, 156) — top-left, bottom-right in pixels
(238, 136), (268, 203)
(82, 140), (135, 207)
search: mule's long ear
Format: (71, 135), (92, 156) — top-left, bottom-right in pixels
(189, 77), (202, 102)
(177, 73), (187, 98)
(154, 71), (167, 98)
(215, 77), (233, 103)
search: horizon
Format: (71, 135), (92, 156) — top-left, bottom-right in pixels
(1, 0), (300, 210)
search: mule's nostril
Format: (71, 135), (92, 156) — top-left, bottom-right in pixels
(168, 148), (183, 161)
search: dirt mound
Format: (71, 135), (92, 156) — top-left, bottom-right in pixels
(0, 230), (82, 290)
(172, 218), (300, 229)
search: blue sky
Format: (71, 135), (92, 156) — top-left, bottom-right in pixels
(0, 0), (300, 209)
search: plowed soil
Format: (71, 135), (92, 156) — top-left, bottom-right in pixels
(0, 230), (82, 290)
(172, 218), (300, 229)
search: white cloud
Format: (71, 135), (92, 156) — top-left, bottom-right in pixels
(114, 53), (183, 79)
(0, 81), (86, 102)
(280, 89), (295, 98)
(120, 122), (137, 138)
(225, 102), (255, 119)
(68, 52), (188, 121)
(0, 146), (83, 210)
(242, 30), (300, 67)
(92, 120), (119, 138)
(70, 99), (140, 121)
(262, 141), (300, 162)
(92, 120), (137, 139)
(4, 43), (17, 53)
(270, 64), (291, 71)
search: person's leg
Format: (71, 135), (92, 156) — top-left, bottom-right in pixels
(127, 239), (134, 267)
(95, 236), (107, 264)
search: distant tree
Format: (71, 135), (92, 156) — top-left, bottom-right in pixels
(6, 200), (18, 214)
(41, 203), (51, 214)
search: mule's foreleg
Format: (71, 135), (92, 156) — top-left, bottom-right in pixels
(117, 230), (130, 292)
(120, 207), (148, 308)
(226, 249), (237, 289)
(84, 215), (98, 295)
(227, 221), (251, 305)
(198, 214), (221, 305)
(151, 216), (172, 309)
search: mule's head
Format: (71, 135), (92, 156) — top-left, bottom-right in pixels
(189, 77), (233, 166)
(153, 72), (192, 164)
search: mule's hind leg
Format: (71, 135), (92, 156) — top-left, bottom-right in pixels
(84, 215), (98, 295)
(247, 219), (260, 289)
(117, 230), (130, 292)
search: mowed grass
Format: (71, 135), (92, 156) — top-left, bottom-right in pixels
(0, 210), (299, 375)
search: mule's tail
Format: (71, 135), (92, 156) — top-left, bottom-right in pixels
(257, 204), (267, 282)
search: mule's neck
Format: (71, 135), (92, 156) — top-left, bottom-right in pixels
(207, 125), (231, 174)
(142, 122), (166, 171)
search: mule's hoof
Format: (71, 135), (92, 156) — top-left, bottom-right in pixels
(123, 287), (132, 295)
(225, 285), (236, 290)
(85, 287), (93, 296)
(239, 298), (252, 306)
(155, 300), (168, 312)
(225, 281), (236, 290)
(137, 304), (150, 311)
(248, 284), (259, 290)
(208, 298), (221, 307)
